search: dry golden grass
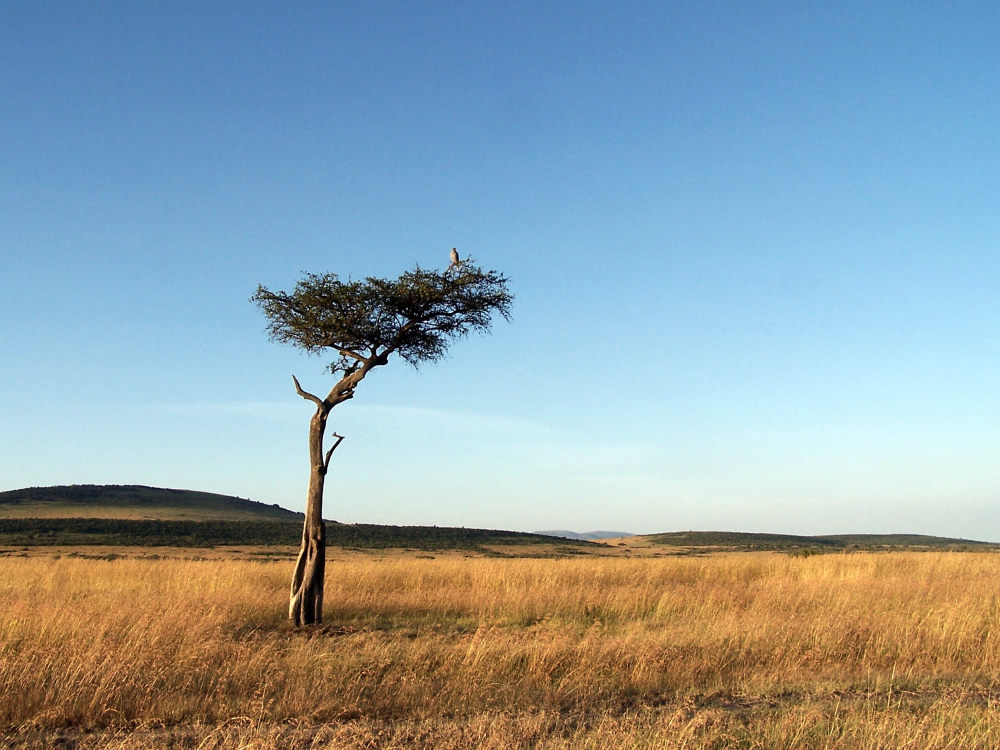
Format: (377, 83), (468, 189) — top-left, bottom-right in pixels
(3, 552), (1000, 748)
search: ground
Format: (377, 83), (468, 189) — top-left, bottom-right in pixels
(3, 547), (1000, 748)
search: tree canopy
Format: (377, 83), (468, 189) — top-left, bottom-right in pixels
(251, 263), (513, 377)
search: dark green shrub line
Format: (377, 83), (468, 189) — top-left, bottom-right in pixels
(0, 518), (593, 551)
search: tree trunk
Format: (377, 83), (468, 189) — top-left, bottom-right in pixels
(289, 408), (329, 626)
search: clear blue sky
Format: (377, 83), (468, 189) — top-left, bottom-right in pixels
(3, 2), (999, 539)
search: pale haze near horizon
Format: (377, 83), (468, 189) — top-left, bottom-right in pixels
(2, 3), (999, 540)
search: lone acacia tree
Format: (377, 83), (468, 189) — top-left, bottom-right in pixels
(252, 260), (512, 626)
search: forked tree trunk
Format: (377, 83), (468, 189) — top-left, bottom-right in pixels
(289, 408), (338, 626)
(286, 369), (365, 626)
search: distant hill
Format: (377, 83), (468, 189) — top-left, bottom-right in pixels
(3, 487), (993, 553)
(641, 530), (997, 550)
(0, 485), (596, 553)
(0, 484), (303, 521)
(535, 530), (635, 541)
(0, 518), (597, 551)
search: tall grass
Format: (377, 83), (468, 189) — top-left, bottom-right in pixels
(2, 552), (1000, 747)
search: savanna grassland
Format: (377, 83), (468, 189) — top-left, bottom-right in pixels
(3, 550), (1000, 748)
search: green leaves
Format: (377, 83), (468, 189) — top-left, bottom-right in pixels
(252, 261), (512, 375)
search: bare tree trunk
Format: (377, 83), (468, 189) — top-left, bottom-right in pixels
(286, 372), (356, 627)
(289, 408), (336, 626)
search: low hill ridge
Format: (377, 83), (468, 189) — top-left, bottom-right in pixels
(0, 484), (303, 521)
(2, 486), (994, 551)
(0, 485), (596, 552)
(641, 530), (995, 548)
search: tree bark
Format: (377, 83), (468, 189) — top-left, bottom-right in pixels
(287, 368), (364, 626)
(289, 408), (332, 626)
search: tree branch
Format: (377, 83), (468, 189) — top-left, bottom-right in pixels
(339, 348), (366, 363)
(291, 375), (324, 407)
(323, 433), (346, 472)
(326, 367), (363, 406)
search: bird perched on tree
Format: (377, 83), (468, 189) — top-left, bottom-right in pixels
(448, 247), (461, 271)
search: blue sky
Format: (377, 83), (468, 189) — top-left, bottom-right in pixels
(2, 2), (999, 538)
